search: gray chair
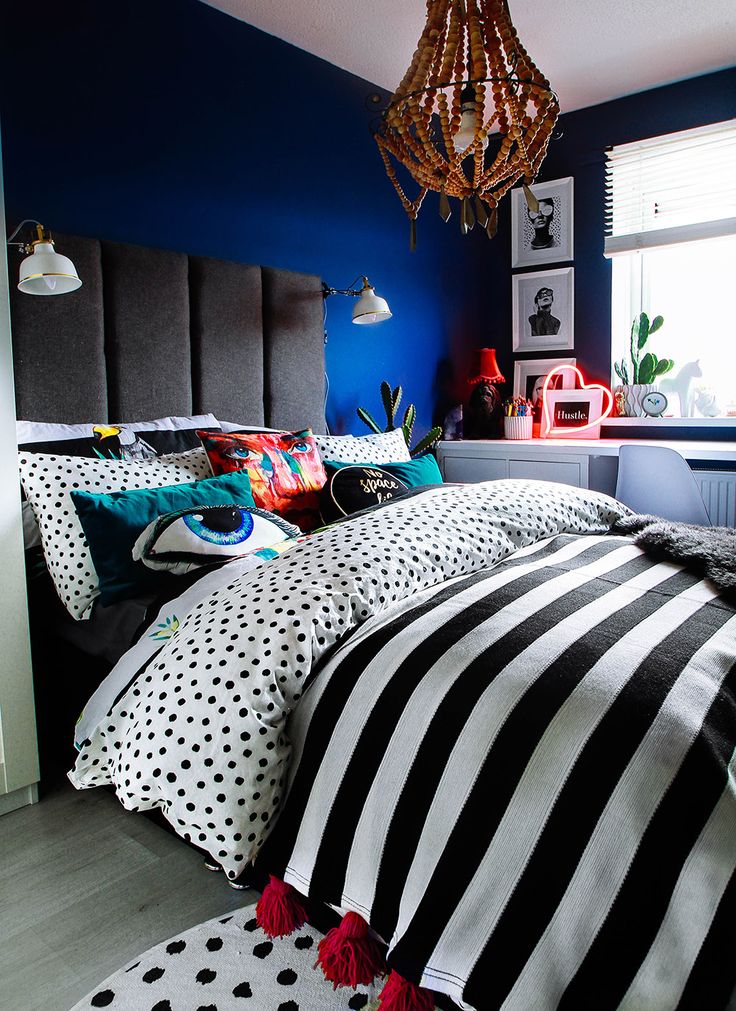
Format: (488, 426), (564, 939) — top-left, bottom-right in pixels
(615, 444), (712, 525)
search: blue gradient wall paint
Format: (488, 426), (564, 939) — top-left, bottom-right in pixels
(483, 67), (736, 437)
(0, 0), (492, 435)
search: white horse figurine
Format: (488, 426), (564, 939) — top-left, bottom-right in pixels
(659, 360), (703, 418)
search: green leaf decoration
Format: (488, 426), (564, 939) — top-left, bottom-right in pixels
(623, 312), (667, 385)
(637, 312), (651, 350)
(356, 406), (383, 434)
(380, 381), (395, 429)
(410, 426), (442, 458)
(654, 357), (675, 377)
(614, 360), (629, 384)
(402, 404), (416, 447)
(639, 351), (656, 385)
(392, 385), (403, 418)
(630, 317), (640, 381)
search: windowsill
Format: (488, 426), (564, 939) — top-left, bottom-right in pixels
(604, 416), (736, 428)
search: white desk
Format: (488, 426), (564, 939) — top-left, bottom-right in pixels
(437, 439), (736, 526)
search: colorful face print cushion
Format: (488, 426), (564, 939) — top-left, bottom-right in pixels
(197, 429), (327, 516)
(133, 505), (301, 575)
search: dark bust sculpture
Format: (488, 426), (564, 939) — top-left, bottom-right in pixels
(465, 381), (503, 439)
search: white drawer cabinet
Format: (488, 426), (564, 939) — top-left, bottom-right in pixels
(441, 453), (507, 484)
(436, 438), (736, 527)
(438, 441), (589, 489)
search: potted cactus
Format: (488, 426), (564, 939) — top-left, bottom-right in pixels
(357, 381), (442, 457)
(614, 312), (674, 417)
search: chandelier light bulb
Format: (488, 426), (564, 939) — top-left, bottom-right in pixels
(454, 108), (489, 156)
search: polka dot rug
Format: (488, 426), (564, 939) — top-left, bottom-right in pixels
(71, 902), (387, 1011)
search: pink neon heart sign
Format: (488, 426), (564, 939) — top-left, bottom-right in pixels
(541, 365), (613, 437)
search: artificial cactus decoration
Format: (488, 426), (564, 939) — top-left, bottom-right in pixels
(614, 312), (674, 387)
(357, 380), (442, 458)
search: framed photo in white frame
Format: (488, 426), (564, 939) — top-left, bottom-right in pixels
(513, 357), (577, 404)
(512, 266), (574, 353)
(511, 176), (574, 268)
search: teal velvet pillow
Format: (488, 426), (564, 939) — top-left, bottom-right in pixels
(71, 470), (255, 606)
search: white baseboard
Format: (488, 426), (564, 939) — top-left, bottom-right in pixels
(0, 782), (39, 817)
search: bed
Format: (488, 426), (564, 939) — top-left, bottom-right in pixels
(11, 236), (736, 1011)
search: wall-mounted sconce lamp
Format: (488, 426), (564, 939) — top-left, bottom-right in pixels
(6, 220), (82, 295)
(320, 274), (392, 433)
(322, 276), (392, 325)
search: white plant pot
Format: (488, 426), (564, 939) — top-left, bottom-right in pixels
(504, 415), (533, 440)
(621, 383), (655, 418)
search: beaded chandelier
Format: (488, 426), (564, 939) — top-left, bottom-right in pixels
(374, 0), (559, 247)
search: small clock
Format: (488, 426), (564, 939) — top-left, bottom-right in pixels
(641, 391), (668, 417)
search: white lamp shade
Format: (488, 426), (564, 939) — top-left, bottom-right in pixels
(18, 241), (82, 295)
(352, 284), (392, 324)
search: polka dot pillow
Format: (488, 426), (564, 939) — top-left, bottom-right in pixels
(313, 428), (411, 464)
(19, 448), (212, 620)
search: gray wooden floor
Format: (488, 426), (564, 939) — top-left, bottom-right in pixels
(0, 780), (258, 1011)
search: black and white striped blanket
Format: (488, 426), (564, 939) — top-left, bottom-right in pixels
(270, 533), (736, 1010)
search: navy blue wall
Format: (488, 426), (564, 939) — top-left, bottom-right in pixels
(0, 0), (491, 435)
(2, 0), (733, 436)
(484, 67), (736, 434)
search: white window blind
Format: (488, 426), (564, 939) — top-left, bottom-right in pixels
(604, 119), (736, 256)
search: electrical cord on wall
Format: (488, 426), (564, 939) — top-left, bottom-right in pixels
(323, 292), (331, 434)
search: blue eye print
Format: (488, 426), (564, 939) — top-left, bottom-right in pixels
(148, 505), (300, 563)
(289, 441), (310, 454)
(225, 446), (259, 462)
(183, 507), (254, 546)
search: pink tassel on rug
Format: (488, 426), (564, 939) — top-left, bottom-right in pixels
(255, 875), (308, 938)
(377, 970), (436, 1011)
(316, 910), (386, 989)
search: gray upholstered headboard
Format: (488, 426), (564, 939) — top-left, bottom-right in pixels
(8, 233), (326, 433)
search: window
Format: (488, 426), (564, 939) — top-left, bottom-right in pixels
(606, 120), (736, 419)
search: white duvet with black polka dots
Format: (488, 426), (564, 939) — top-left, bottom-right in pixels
(70, 481), (629, 878)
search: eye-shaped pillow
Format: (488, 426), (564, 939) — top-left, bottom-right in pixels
(133, 504), (301, 575)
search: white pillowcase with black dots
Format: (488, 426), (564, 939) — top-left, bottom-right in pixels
(70, 480), (630, 878)
(19, 449), (212, 620)
(313, 428), (411, 464)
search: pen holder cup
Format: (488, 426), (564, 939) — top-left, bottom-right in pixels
(504, 415), (533, 440)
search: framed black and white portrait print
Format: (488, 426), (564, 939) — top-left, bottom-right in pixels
(511, 176), (574, 268)
(512, 267), (574, 353)
(513, 357), (577, 404)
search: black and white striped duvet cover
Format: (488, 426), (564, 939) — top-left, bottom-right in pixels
(270, 533), (736, 1010)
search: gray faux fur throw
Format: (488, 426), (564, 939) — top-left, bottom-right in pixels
(612, 514), (736, 592)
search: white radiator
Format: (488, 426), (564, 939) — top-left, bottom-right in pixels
(694, 470), (736, 527)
